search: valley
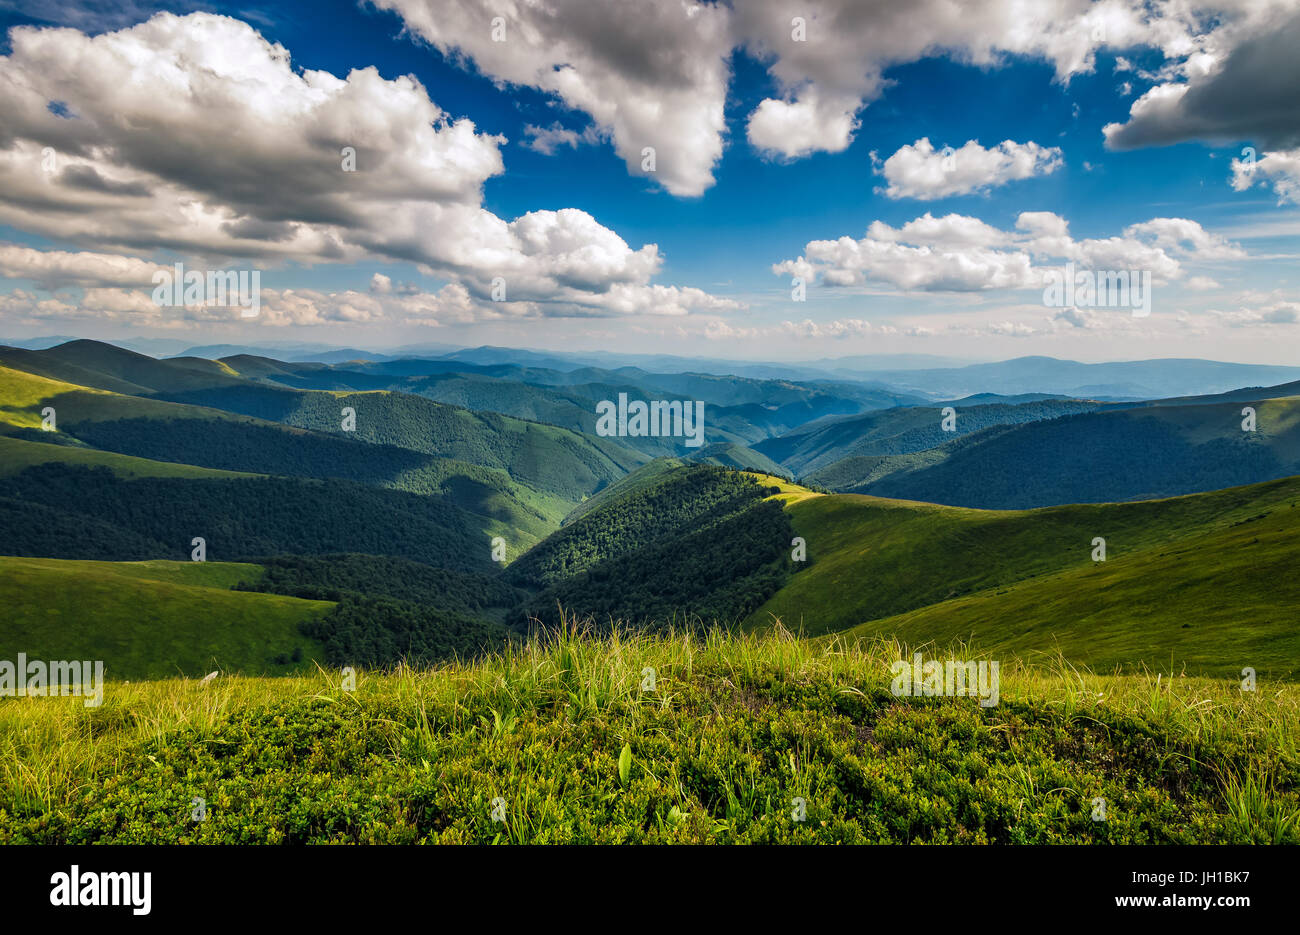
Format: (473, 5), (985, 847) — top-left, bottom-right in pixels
(1, 338), (1296, 845)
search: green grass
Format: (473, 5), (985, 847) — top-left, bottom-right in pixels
(0, 556), (332, 680)
(747, 474), (1300, 678)
(0, 365), (113, 429)
(0, 435), (259, 480)
(1, 623), (1296, 843)
(747, 470), (823, 506)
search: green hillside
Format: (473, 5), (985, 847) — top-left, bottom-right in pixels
(839, 397), (1300, 507)
(509, 465), (793, 629)
(222, 352), (922, 450)
(0, 363), (119, 429)
(0, 340), (244, 394)
(0, 345), (155, 396)
(0, 463), (503, 570)
(0, 556), (333, 679)
(560, 457), (688, 525)
(0, 363), (567, 548)
(690, 442), (790, 476)
(757, 398), (1109, 475)
(0, 435), (258, 480)
(2, 343), (647, 513)
(748, 474), (1300, 678)
(155, 384), (647, 503)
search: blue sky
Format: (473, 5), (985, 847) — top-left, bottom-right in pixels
(0, 0), (1297, 362)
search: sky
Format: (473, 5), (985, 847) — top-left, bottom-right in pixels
(0, 0), (1297, 363)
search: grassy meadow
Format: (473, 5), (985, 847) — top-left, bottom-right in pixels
(0, 557), (332, 680)
(1, 623), (1296, 844)
(749, 474), (1300, 678)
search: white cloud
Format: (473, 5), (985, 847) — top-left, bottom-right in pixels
(735, 0), (1217, 162)
(987, 320), (1038, 336)
(522, 122), (605, 156)
(371, 0), (733, 197)
(698, 316), (914, 341)
(0, 244), (165, 288)
(775, 211), (1242, 293)
(1231, 148), (1300, 205)
(370, 0), (1288, 186)
(874, 138), (1063, 200)
(1213, 299), (1300, 326)
(1123, 217), (1246, 259)
(780, 318), (877, 339)
(745, 91), (860, 160)
(0, 13), (734, 324)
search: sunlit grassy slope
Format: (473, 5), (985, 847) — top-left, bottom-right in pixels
(747, 474), (1300, 678)
(0, 435), (258, 480)
(0, 556), (332, 679)
(0, 364), (112, 429)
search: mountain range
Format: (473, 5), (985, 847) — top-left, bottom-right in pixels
(0, 337), (1296, 681)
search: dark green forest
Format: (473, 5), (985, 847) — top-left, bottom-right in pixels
(509, 466), (798, 631)
(855, 413), (1295, 507)
(0, 464), (490, 570)
(237, 554), (518, 665)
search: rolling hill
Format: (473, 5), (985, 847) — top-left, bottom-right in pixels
(0, 553), (512, 680)
(759, 397), (1112, 476)
(0, 556), (333, 679)
(0, 435), (259, 480)
(0, 341), (649, 511)
(507, 465), (794, 629)
(822, 396), (1300, 508)
(0, 362), (589, 547)
(745, 473), (1300, 678)
(0, 339), (245, 395)
(5, 337), (1299, 683)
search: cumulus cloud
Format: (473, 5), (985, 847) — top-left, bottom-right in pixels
(370, 0), (1285, 185)
(522, 122), (605, 156)
(0, 12), (734, 324)
(1103, 5), (1300, 151)
(774, 211), (1241, 293)
(1213, 299), (1300, 327)
(874, 138), (1063, 200)
(745, 91), (860, 160)
(371, 0), (733, 197)
(734, 0), (1218, 162)
(1123, 218), (1246, 259)
(780, 318), (876, 339)
(987, 320), (1038, 336)
(1230, 148), (1300, 204)
(0, 244), (165, 288)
